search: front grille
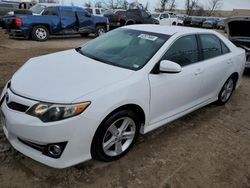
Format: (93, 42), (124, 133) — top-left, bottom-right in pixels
(6, 101), (29, 112)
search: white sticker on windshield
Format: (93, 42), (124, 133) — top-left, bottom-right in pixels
(133, 64), (140, 68)
(138, 34), (158, 41)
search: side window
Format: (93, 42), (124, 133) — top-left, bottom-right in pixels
(76, 11), (85, 18)
(162, 35), (199, 67)
(200, 34), (222, 60)
(62, 10), (75, 17)
(141, 10), (149, 18)
(162, 14), (169, 18)
(42, 7), (58, 16)
(221, 41), (230, 54)
(96, 9), (101, 15)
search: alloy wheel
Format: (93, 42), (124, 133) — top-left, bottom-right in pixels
(102, 117), (136, 157)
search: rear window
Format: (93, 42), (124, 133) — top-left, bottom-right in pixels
(199, 34), (223, 60)
(42, 7), (57, 16)
(96, 9), (100, 15)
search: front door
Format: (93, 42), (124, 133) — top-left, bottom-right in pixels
(60, 7), (77, 30)
(149, 35), (204, 125)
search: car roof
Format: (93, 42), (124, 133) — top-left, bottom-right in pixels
(37, 3), (58, 7)
(124, 24), (216, 36)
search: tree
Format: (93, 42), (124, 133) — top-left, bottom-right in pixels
(160, 0), (169, 12)
(168, 0), (176, 11)
(100, 0), (129, 9)
(208, 0), (222, 16)
(84, 1), (91, 8)
(185, 0), (198, 15)
(144, 2), (149, 11)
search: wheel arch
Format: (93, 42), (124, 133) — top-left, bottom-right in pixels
(96, 104), (146, 132)
(31, 24), (51, 33)
(125, 20), (135, 25)
(230, 72), (239, 89)
(90, 103), (146, 158)
(95, 22), (107, 29)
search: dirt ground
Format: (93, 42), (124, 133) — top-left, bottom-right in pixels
(0, 29), (250, 188)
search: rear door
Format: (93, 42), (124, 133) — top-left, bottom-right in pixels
(59, 7), (77, 30)
(198, 34), (233, 101)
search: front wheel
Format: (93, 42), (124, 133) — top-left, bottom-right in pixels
(91, 110), (140, 162)
(95, 25), (106, 37)
(216, 77), (236, 105)
(32, 25), (49, 41)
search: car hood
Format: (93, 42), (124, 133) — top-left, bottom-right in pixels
(226, 17), (250, 49)
(11, 49), (134, 103)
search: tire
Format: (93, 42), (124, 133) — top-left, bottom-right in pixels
(172, 22), (176, 25)
(32, 25), (49, 41)
(95, 25), (106, 37)
(216, 76), (236, 105)
(80, 33), (89, 37)
(91, 110), (140, 162)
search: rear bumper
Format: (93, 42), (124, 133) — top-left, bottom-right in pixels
(7, 29), (25, 37)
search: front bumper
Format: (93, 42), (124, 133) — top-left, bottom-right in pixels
(0, 88), (98, 168)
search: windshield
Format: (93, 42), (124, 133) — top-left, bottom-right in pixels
(30, 4), (46, 14)
(78, 29), (169, 70)
(152, 14), (160, 18)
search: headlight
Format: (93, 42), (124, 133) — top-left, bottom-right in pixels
(27, 102), (90, 122)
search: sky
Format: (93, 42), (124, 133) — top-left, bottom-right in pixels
(64, 0), (250, 11)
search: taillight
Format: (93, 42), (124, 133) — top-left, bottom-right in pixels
(15, 18), (22, 27)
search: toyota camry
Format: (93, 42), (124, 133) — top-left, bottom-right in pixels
(0, 25), (246, 168)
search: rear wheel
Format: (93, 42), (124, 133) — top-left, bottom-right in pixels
(32, 25), (49, 41)
(216, 76), (236, 105)
(91, 110), (140, 162)
(95, 26), (106, 37)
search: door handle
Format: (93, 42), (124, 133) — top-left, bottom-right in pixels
(227, 59), (233, 64)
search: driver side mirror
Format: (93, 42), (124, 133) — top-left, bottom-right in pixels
(159, 60), (182, 74)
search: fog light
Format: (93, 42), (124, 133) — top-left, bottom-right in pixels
(48, 144), (62, 156)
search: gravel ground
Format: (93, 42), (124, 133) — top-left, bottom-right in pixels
(0, 29), (250, 188)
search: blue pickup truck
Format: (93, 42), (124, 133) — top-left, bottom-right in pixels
(3, 5), (109, 41)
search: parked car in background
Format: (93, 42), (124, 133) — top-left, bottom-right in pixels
(183, 16), (192, 26)
(103, 9), (126, 28)
(217, 18), (225, 30)
(226, 16), (250, 69)
(151, 12), (183, 26)
(202, 17), (219, 29)
(104, 8), (159, 28)
(3, 5), (109, 41)
(0, 1), (33, 27)
(0, 25), (245, 168)
(190, 16), (206, 27)
(85, 7), (106, 16)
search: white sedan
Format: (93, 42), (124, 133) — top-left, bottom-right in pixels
(0, 25), (246, 168)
